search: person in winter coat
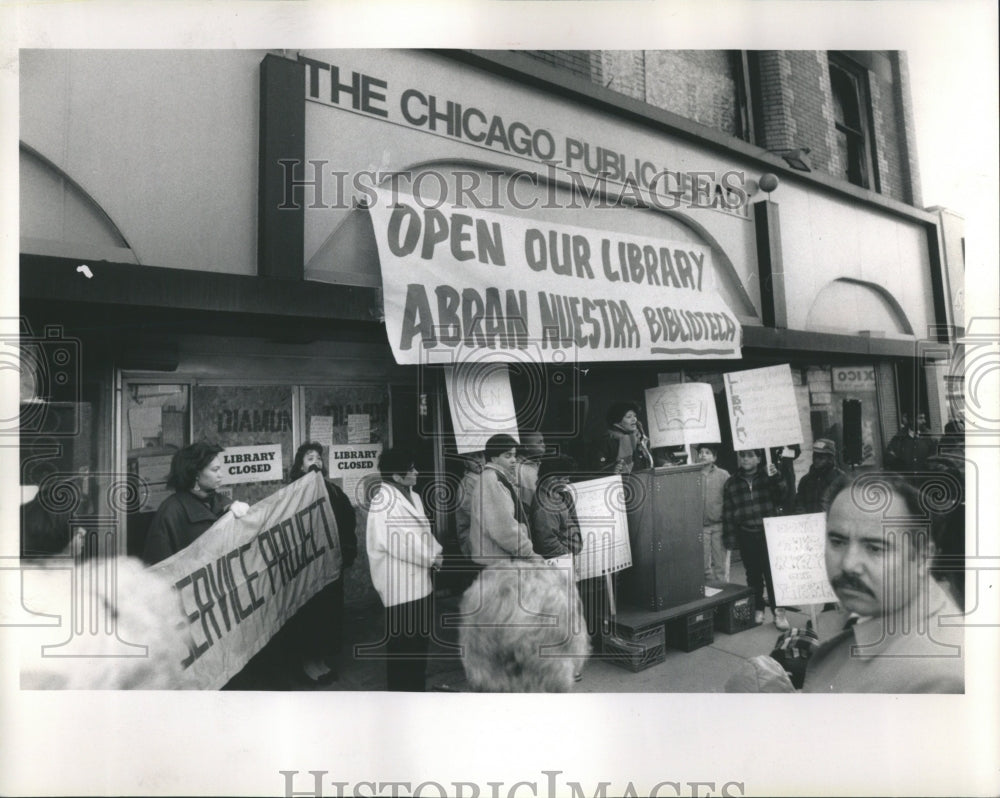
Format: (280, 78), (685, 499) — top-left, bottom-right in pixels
(281, 442), (358, 684)
(468, 434), (541, 565)
(366, 447), (443, 691)
(592, 402), (653, 474)
(723, 449), (789, 630)
(794, 438), (850, 514)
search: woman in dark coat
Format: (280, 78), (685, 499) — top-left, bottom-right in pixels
(282, 441), (358, 684)
(593, 401), (653, 474)
(142, 442), (249, 565)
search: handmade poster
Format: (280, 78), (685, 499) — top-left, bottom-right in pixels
(444, 363), (519, 453)
(569, 475), (632, 581)
(724, 363), (803, 450)
(347, 413), (371, 443)
(763, 512), (838, 606)
(644, 382), (720, 448)
(309, 415), (334, 449)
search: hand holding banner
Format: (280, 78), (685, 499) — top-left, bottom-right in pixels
(149, 471), (340, 689)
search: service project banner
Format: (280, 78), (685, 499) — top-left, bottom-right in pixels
(644, 382), (721, 448)
(724, 364), (803, 450)
(368, 190), (742, 364)
(149, 471), (340, 689)
(764, 513), (838, 606)
(569, 475), (633, 581)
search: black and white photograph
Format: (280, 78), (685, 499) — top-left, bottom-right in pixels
(1, 1), (998, 796)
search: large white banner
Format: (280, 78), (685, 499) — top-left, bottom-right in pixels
(149, 471), (340, 689)
(368, 191), (742, 365)
(569, 475), (633, 581)
(724, 364), (804, 450)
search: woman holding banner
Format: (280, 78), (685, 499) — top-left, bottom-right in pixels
(366, 448), (443, 691)
(281, 442), (358, 685)
(142, 442), (249, 566)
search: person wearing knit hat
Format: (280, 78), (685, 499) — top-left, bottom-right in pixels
(794, 438), (849, 514)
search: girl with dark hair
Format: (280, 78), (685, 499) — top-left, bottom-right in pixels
(142, 442), (249, 565)
(365, 447), (442, 691)
(282, 442), (358, 684)
(593, 401), (653, 474)
(469, 433), (540, 565)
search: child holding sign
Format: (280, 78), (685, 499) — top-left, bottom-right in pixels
(723, 449), (789, 630)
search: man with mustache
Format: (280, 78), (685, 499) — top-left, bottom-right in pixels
(801, 474), (964, 692)
(727, 474), (964, 693)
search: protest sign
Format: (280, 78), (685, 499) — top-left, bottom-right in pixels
(724, 364), (803, 450)
(764, 513), (837, 606)
(644, 382), (720, 448)
(327, 443), (382, 505)
(219, 444), (283, 485)
(149, 471), (340, 689)
(367, 190), (742, 365)
(569, 475), (632, 581)
(444, 363), (519, 453)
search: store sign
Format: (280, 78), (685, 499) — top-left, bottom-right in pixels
(220, 444), (283, 484)
(832, 367), (877, 392)
(300, 53), (750, 220)
(149, 472), (340, 689)
(368, 191), (742, 364)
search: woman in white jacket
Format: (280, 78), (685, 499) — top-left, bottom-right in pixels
(366, 447), (443, 691)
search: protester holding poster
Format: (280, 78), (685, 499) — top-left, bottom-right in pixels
(592, 402), (653, 474)
(366, 448), (443, 692)
(142, 442), (249, 565)
(469, 434), (540, 565)
(722, 449), (789, 630)
(280, 442), (357, 685)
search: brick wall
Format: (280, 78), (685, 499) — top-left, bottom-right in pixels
(515, 49), (921, 206)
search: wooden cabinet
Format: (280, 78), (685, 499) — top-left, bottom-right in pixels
(620, 464), (704, 611)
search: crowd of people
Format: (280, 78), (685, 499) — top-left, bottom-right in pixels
(20, 403), (965, 694)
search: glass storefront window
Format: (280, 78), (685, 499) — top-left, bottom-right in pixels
(191, 384), (295, 506)
(125, 384), (190, 513)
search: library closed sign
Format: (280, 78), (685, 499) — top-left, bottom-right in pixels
(220, 444), (283, 484)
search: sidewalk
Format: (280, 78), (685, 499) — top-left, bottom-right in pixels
(266, 559), (841, 694)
